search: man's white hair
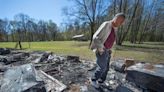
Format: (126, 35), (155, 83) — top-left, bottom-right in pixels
(113, 13), (126, 20)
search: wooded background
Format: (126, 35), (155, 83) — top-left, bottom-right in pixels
(0, 0), (163, 46)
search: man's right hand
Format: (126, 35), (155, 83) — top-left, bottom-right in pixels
(97, 48), (104, 55)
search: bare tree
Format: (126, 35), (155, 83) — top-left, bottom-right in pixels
(138, 0), (155, 43)
(10, 20), (22, 49)
(118, 0), (140, 45)
(14, 13), (30, 41)
(47, 20), (58, 41)
(0, 19), (9, 42)
(130, 0), (144, 43)
(63, 0), (110, 45)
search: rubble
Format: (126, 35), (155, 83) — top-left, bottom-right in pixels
(0, 48), (10, 55)
(111, 59), (135, 73)
(111, 59), (126, 73)
(0, 52), (30, 64)
(0, 48), (163, 92)
(0, 64), (45, 92)
(124, 59), (135, 68)
(0, 63), (67, 92)
(126, 63), (164, 92)
(38, 70), (67, 92)
(67, 55), (80, 62)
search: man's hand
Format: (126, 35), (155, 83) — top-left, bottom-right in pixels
(97, 48), (104, 55)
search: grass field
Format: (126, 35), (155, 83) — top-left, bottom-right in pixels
(0, 41), (163, 63)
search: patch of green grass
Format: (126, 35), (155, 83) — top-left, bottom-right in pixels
(0, 41), (163, 63)
(0, 41), (95, 60)
(114, 50), (164, 63)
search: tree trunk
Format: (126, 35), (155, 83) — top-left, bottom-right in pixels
(120, 0), (139, 45)
(139, 1), (155, 44)
(119, 0), (122, 12)
(15, 30), (22, 49)
(89, 22), (95, 46)
(113, 0), (116, 15)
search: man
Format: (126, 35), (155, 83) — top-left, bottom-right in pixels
(90, 13), (125, 88)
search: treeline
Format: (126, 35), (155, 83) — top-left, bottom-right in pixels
(0, 0), (164, 46)
(0, 13), (60, 42)
(63, 0), (164, 45)
(0, 13), (90, 42)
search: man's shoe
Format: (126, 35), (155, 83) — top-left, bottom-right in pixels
(91, 80), (100, 88)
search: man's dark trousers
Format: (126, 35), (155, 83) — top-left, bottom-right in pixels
(92, 49), (111, 83)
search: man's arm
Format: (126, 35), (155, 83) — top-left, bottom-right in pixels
(93, 22), (107, 54)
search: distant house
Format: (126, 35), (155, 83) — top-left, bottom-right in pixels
(72, 34), (87, 41)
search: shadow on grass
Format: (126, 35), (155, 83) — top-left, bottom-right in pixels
(122, 44), (164, 50)
(115, 45), (164, 64)
(143, 42), (164, 45)
(5, 48), (29, 50)
(115, 45), (164, 54)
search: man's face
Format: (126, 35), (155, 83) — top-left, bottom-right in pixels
(114, 16), (125, 27)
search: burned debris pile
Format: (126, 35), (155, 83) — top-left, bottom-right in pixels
(0, 48), (163, 92)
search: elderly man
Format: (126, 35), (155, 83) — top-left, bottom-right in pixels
(90, 13), (125, 88)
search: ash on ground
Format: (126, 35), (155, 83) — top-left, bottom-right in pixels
(0, 48), (163, 92)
